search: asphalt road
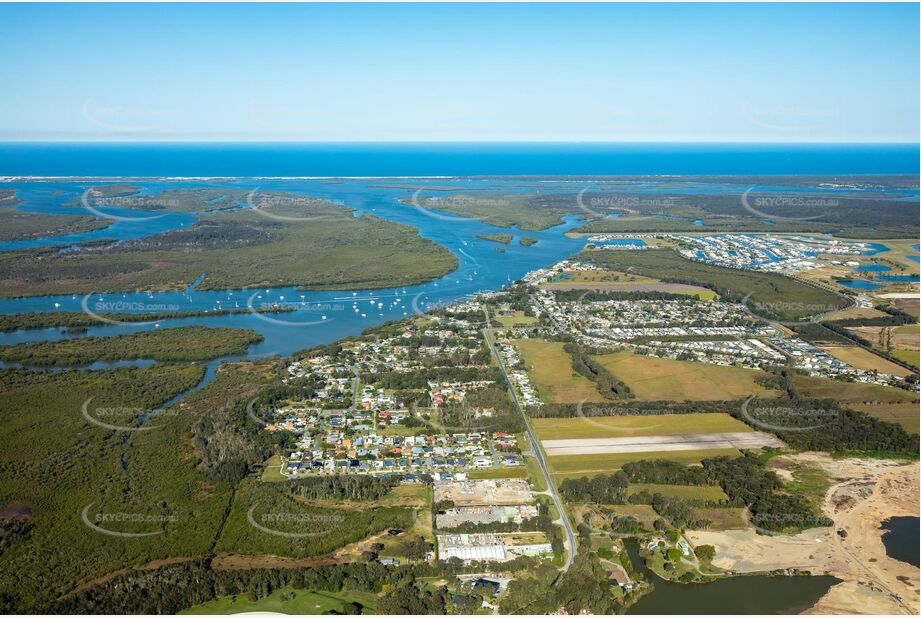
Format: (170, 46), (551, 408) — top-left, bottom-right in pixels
(482, 307), (577, 571)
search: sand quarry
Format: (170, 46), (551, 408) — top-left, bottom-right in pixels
(687, 453), (919, 615)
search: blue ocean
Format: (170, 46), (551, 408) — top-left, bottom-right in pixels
(0, 142), (918, 177)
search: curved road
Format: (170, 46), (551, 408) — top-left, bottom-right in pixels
(482, 308), (577, 570)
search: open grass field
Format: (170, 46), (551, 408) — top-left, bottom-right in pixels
(260, 454), (287, 482)
(180, 588), (378, 615)
(793, 375), (917, 404)
(495, 311), (538, 327)
(892, 349), (920, 368)
(690, 507), (748, 530)
(606, 504), (660, 526)
(792, 375), (919, 434)
(821, 306), (890, 321)
(532, 413), (751, 441)
(848, 403), (919, 435)
(627, 483), (729, 502)
(818, 345), (914, 377)
(548, 448), (740, 481)
(594, 351), (780, 401)
(467, 467), (529, 480)
(513, 338), (605, 403)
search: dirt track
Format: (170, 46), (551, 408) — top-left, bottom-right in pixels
(687, 453), (919, 615)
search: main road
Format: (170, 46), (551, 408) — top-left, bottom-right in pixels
(482, 307), (577, 570)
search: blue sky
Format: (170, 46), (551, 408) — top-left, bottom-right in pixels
(0, 3), (918, 142)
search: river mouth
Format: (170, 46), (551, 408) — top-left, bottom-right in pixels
(880, 516), (920, 568)
(623, 541), (839, 615)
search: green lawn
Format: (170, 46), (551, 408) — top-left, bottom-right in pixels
(180, 588), (378, 615)
(468, 467), (529, 480)
(594, 351), (779, 401)
(549, 448), (740, 480)
(533, 413), (751, 440)
(627, 483), (729, 502)
(495, 311), (538, 327)
(513, 338), (606, 403)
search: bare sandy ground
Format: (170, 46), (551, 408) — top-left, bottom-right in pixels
(541, 431), (783, 456)
(687, 453), (919, 615)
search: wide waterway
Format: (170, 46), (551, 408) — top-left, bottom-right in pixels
(0, 176), (915, 381)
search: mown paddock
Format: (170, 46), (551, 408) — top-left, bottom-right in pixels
(512, 338), (606, 403)
(593, 351), (780, 401)
(532, 412), (751, 441)
(495, 310), (538, 327)
(818, 345), (914, 377)
(627, 483), (729, 503)
(691, 507), (748, 530)
(548, 448), (741, 481)
(180, 589), (379, 615)
(606, 504), (660, 526)
(792, 375), (919, 434)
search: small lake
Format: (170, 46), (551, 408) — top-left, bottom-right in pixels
(838, 279), (881, 291)
(624, 542), (838, 615)
(880, 516), (920, 567)
(853, 264), (891, 272)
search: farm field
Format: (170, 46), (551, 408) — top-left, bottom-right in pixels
(547, 447), (740, 481)
(818, 345), (914, 377)
(627, 483), (729, 502)
(792, 375), (917, 404)
(180, 588), (378, 615)
(792, 375), (919, 433)
(847, 403), (920, 435)
(891, 349), (920, 368)
(593, 351), (780, 401)
(690, 507), (748, 530)
(532, 412), (750, 440)
(513, 338), (605, 403)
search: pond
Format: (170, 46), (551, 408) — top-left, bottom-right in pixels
(880, 516), (920, 568)
(624, 542), (838, 615)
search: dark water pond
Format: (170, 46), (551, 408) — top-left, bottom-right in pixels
(881, 516), (920, 567)
(624, 542), (838, 615)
